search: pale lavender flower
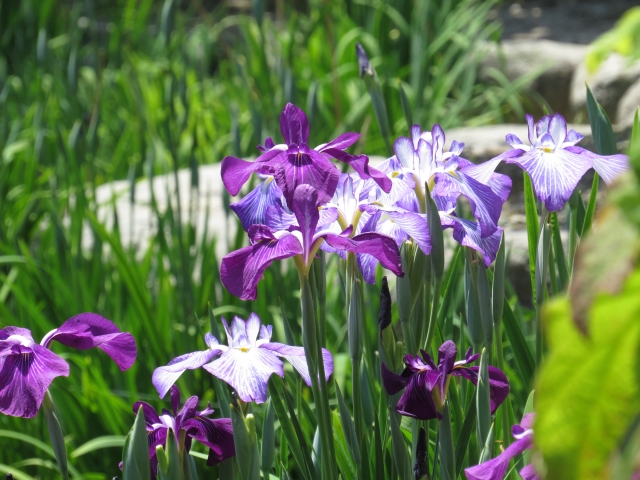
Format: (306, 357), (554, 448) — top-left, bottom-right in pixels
(153, 313), (333, 404)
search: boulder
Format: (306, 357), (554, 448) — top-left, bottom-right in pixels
(617, 77), (640, 130)
(570, 53), (640, 122)
(480, 40), (587, 117)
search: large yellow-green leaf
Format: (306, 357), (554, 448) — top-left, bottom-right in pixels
(536, 271), (640, 479)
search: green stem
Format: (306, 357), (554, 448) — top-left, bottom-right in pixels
(43, 391), (69, 480)
(299, 273), (336, 480)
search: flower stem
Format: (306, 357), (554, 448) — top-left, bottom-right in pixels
(299, 273), (337, 480)
(346, 252), (365, 446)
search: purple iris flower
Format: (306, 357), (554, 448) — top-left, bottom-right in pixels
(465, 413), (537, 480)
(221, 103), (391, 208)
(392, 124), (511, 237)
(128, 385), (235, 477)
(153, 313), (333, 404)
(0, 313), (136, 418)
(230, 175), (285, 232)
(381, 340), (509, 420)
(491, 113), (628, 211)
(220, 184), (403, 300)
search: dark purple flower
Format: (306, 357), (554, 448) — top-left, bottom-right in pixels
(221, 103), (390, 208)
(491, 113), (628, 212)
(220, 184), (403, 300)
(230, 176), (286, 232)
(129, 385), (235, 476)
(465, 413), (537, 480)
(381, 340), (509, 421)
(153, 313), (333, 404)
(0, 313), (136, 418)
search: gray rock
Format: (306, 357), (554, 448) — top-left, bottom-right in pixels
(570, 54), (640, 122)
(480, 40), (587, 117)
(617, 77), (640, 130)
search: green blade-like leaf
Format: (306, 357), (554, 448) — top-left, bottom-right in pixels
(71, 435), (126, 458)
(123, 405), (151, 480)
(261, 400), (276, 478)
(399, 80), (413, 131)
(335, 384), (360, 466)
(454, 400), (477, 478)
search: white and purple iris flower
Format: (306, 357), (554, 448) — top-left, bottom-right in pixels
(129, 385), (235, 477)
(0, 313), (136, 418)
(220, 183), (403, 300)
(465, 413), (537, 480)
(492, 113), (628, 211)
(152, 313), (333, 404)
(381, 340), (509, 421)
(221, 102), (391, 208)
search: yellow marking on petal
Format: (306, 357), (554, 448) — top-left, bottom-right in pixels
(391, 171), (400, 178)
(238, 347), (250, 353)
(542, 147), (553, 153)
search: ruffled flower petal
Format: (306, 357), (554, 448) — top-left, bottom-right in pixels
(280, 103), (310, 146)
(41, 313), (136, 371)
(182, 416), (236, 466)
(203, 348), (284, 403)
(152, 349), (224, 399)
(464, 435), (532, 480)
(0, 344), (69, 418)
(260, 343), (333, 385)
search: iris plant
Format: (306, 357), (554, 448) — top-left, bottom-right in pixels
(492, 113), (628, 211)
(381, 340), (509, 420)
(465, 414), (537, 480)
(129, 385), (235, 476)
(153, 313), (333, 403)
(0, 313), (136, 418)
(220, 183), (403, 300)
(221, 103), (391, 207)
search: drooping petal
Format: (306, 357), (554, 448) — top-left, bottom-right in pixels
(509, 148), (592, 212)
(434, 172), (502, 237)
(272, 146), (340, 206)
(380, 362), (411, 396)
(357, 253), (379, 284)
(0, 344), (69, 418)
(40, 313), (136, 371)
(452, 365), (510, 413)
(230, 178), (284, 231)
(203, 348), (284, 403)
(182, 416), (236, 466)
(464, 435), (533, 480)
(152, 349), (224, 399)
(221, 154), (277, 196)
(220, 233), (303, 301)
(396, 370), (442, 420)
(360, 205), (431, 256)
(260, 343), (333, 385)
(279, 103), (310, 146)
(567, 147), (629, 184)
(446, 215), (503, 267)
(322, 232), (403, 279)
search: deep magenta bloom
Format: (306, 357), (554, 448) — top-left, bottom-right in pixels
(381, 341), (509, 421)
(493, 113), (628, 211)
(0, 313), (136, 418)
(465, 414), (537, 480)
(221, 103), (391, 207)
(153, 313), (333, 404)
(129, 385), (235, 476)
(220, 184), (403, 300)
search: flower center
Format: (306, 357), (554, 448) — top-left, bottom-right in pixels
(237, 347), (250, 353)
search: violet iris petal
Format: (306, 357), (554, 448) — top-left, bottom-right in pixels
(381, 341), (509, 421)
(40, 313), (137, 371)
(0, 316), (136, 419)
(130, 385), (235, 476)
(464, 414), (536, 480)
(153, 314), (332, 404)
